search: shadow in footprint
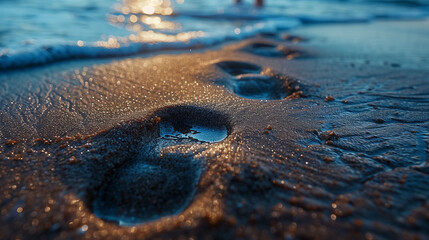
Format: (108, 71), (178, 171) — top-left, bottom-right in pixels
(215, 61), (302, 100)
(216, 61), (262, 76)
(242, 42), (303, 59)
(93, 153), (200, 225)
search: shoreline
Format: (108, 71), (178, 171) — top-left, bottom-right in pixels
(0, 17), (427, 72)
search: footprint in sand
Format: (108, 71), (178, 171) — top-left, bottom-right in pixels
(215, 60), (302, 100)
(229, 74), (291, 100)
(242, 42), (303, 59)
(91, 106), (230, 225)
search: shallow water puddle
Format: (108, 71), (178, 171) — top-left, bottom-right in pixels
(160, 121), (227, 143)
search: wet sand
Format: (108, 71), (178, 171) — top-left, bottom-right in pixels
(0, 19), (428, 239)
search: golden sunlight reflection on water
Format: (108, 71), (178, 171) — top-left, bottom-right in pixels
(92, 0), (197, 47)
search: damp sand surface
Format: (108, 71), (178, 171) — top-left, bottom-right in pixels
(1, 20), (429, 240)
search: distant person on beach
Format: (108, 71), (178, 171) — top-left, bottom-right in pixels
(235, 0), (264, 7)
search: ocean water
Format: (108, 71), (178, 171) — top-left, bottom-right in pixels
(0, 0), (428, 69)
